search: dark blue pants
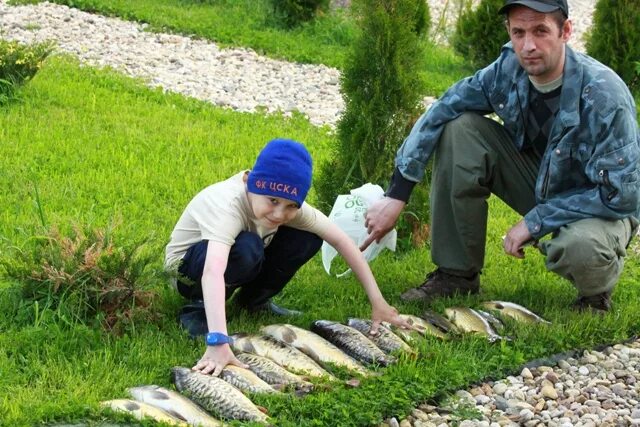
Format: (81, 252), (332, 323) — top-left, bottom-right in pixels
(176, 226), (322, 309)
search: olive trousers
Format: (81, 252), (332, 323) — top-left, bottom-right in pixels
(430, 113), (637, 297)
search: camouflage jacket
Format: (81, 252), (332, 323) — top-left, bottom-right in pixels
(395, 44), (640, 239)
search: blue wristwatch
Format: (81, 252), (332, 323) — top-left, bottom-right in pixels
(206, 332), (232, 346)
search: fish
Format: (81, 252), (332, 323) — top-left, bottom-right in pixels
(346, 318), (415, 355)
(476, 309), (505, 331)
(421, 310), (459, 334)
(310, 320), (396, 366)
(444, 307), (505, 342)
(482, 301), (551, 324)
(230, 333), (335, 379)
(236, 352), (314, 391)
(171, 366), (268, 423)
(100, 398), (188, 426)
(128, 384), (223, 427)
(260, 323), (370, 375)
(399, 314), (448, 340)
(220, 365), (279, 394)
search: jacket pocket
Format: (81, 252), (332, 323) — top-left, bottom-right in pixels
(595, 143), (640, 212)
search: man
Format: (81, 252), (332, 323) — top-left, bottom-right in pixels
(362, 0), (640, 312)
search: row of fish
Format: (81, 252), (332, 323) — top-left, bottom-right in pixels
(101, 301), (549, 425)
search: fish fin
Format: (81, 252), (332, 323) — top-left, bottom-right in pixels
(281, 326), (296, 344)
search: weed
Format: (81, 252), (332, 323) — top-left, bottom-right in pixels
(0, 223), (162, 334)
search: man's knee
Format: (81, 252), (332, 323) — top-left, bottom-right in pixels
(545, 229), (617, 271)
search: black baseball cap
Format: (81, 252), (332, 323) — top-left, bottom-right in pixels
(498, 0), (569, 17)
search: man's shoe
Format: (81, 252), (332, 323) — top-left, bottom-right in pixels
(400, 269), (480, 302)
(572, 291), (611, 313)
(245, 299), (303, 316)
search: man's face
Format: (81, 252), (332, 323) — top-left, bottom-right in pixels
(247, 193), (300, 229)
(506, 5), (572, 83)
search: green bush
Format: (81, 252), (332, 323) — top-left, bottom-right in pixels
(0, 39), (53, 104)
(452, 0), (509, 68)
(0, 224), (161, 334)
(586, 0), (640, 93)
(270, 0), (331, 28)
(316, 0), (429, 249)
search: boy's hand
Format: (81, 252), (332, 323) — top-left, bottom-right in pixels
(192, 345), (248, 376)
(370, 303), (411, 335)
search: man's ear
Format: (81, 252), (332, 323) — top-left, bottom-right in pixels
(243, 171), (249, 183)
(561, 19), (572, 42)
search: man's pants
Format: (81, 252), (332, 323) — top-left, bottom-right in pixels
(176, 226), (322, 308)
(431, 112), (637, 297)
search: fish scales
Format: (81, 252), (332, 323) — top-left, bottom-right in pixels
(261, 324), (369, 375)
(100, 398), (188, 426)
(236, 352), (313, 390)
(128, 384), (223, 427)
(482, 301), (551, 324)
(310, 320), (395, 366)
(230, 333), (334, 379)
(346, 318), (415, 355)
(171, 366), (268, 423)
(220, 365), (279, 394)
(399, 314), (448, 340)
(421, 310), (459, 334)
(444, 307), (503, 342)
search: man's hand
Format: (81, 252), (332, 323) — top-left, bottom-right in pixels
(369, 302), (411, 335)
(360, 197), (406, 251)
(503, 219), (533, 259)
(192, 345), (247, 376)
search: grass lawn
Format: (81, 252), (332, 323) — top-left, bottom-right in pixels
(1, 55), (639, 426)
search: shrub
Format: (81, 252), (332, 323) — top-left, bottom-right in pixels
(0, 39), (53, 104)
(316, 0), (430, 249)
(270, 0), (331, 28)
(0, 224), (161, 334)
(586, 0), (640, 93)
(452, 0), (509, 68)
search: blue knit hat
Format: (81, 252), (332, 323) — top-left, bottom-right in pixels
(247, 138), (313, 207)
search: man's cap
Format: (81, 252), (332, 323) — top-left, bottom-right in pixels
(499, 0), (569, 17)
(247, 138), (312, 207)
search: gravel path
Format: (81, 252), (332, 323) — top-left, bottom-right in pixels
(0, 0), (597, 128)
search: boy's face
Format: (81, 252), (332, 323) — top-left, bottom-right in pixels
(247, 192), (300, 228)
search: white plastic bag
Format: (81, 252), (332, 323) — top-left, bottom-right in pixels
(321, 183), (397, 277)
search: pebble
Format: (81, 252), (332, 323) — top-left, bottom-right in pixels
(0, 0), (596, 128)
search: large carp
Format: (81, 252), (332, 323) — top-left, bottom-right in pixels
(260, 324), (369, 375)
(230, 333), (335, 379)
(399, 314), (448, 340)
(219, 365), (279, 394)
(100, 398), (188, 426)
(172, 366), (268, 423)
(346, 318), (415, 355)
(310, 320), (395, 366)
(128, 384), (223, 427)
(444, 307), (504, 342)
(236, 352), (314, 391)
(482, 301), (551, 324)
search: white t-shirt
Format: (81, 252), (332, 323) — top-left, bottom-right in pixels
(164, 171), (331, 269)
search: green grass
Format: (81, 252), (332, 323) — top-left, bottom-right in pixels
(9, 0), (474, 95)
(1, 57), (640, 427)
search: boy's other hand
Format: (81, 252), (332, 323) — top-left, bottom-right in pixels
(192, 345), (248, 376)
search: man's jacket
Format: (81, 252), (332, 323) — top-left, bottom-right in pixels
(395, 43), (640, 238)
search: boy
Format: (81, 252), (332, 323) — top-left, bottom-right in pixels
(165, 138), (409, 376)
